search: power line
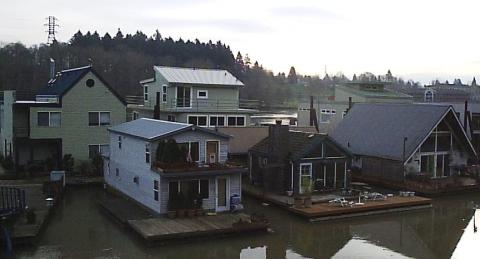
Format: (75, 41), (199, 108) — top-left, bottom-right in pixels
(44, 16), (59, 44)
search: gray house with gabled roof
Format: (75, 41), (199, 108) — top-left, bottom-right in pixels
(129, 66), (256, 127)
(331, 103), (477, 182)
(104, 118), (244, 214)
(249, 122), (352, 195)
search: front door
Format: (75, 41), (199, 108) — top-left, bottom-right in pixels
(216, 177), (229, 211)
(206, 141), (219, 164)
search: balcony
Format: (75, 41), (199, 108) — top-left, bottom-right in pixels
(167, 98), (241, 112)
(152, 161), (245, 175)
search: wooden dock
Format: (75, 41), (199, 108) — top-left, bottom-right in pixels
(99, 193), (268, 244)
(290, 196), (432, 221)
(129, 213), (266, 242)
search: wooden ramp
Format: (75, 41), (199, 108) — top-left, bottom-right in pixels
(128, 213), (267, 242)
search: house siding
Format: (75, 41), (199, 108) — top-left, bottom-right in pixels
(29, 71), (126, 164)
(105, 132), (161, 213)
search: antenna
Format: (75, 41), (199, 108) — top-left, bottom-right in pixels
(44, 16), (59, 44)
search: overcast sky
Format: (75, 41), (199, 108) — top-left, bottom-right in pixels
(2, 0), (480, 84)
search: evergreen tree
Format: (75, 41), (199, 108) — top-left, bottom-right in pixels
(287, 66), (297, 84)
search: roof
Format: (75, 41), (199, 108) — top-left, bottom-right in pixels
(108, 118), (231, 141)
(37, 66), (126, 105)
(330, 103), (475, 161)
(154, 66), (244, 86)
(250, 130), (351, 160)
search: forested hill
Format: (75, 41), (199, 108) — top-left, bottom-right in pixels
(0, 29), (300, 104)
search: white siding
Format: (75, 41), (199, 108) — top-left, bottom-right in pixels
(104, 132), (161, 213)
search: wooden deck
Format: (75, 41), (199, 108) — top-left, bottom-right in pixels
(129, 213), (267, 242)
(99, 191), (268, 244)
(290, 196), (432, 221)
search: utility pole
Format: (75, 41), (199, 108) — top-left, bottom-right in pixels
(44, 16), (59, 45)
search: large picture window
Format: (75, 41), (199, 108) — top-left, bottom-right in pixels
(37, 112), (61, 127)
(178, 141), (200, 162)
(227, 116), (246, 127)
(209, 115), (225, 127)
(188, 115), (207, 126)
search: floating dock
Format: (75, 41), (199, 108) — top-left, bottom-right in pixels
(99, 195), (268, 244)
(243, 183), (432, 221)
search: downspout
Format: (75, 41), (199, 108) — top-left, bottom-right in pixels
(290, 161), (294, 192)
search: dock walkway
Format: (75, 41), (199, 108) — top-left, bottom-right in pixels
(99, 192), (268, 244)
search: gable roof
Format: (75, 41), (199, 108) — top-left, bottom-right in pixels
(108, 118), (231, 141)
(330, 103), (476, 161)
(250, 130), (351, 160)
(37, 65), (126, 105)
(154, 66), (244, 86)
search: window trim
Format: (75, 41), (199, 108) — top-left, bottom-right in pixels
(187, 114), (208, 127)
(299, 162), (313, 194)
(209, 115), (226, 127)
(154, 180), (159, 201)
(37, 111), (61, 127)
(162, 85), (168, 103)
(197, 90), (208, 99)
(144, 85), (149, 102)
(175, 86), (192, 108)
(88, 143), (109, 159)
(88, 111), (111, 127)
(226, 115), (246, 127)
(145, 143), (150, 164)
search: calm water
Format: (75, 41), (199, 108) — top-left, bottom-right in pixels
(16, 186), (480, 259)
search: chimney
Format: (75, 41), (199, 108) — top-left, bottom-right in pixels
(269, 121), (290, 161)
(49, 58), (55, 80)
(153, 92), (160, 119)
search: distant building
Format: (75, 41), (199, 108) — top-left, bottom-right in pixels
(0, 65), (126, 168)
(249, 122), (352, 195)
(129, 66), (256, 127)
(104, 118), (244, 214)
(297, 81), (413, 133)
(331, 103), (476, 183)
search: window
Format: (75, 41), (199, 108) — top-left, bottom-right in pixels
(167, 115), (176, 122)
(300, 163), (312, 194)
(88, 144), (109, 159)
(89, 112), (110, 126)
(133, 176), (139, 184)
(37, 112), (61, 127)
(169, 180), (209, 199)
(197, 90), (208, 99)
(162, 85), (167, 103)
(154, 180), (159, 201)
(176, 86), (191, 107)
(320, 109), (336, 123)
(188, 115), (207, 126)
(144, 86), (148, 101)
(115, 168), (119, 177)
(86, 79), (95, 87)
(425, 90), (434, 102)
(118, 136), (122, 149)
(259, 157), (268, 168)
(209, 115), (225, 127)
(179, 142), (200, 162)
(145, 144), (150, 163)
(132, 111), (139, 120)
(227, 116), (246, 127)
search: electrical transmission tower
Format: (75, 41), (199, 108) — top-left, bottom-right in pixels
(44, 16), (59, 44)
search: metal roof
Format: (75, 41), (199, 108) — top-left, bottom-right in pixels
(154, 66), (244, 86)
(108, 118), (230, 140)
(330, 103), (474, 161)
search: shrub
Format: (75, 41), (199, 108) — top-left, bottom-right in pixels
(61, 154), (74, 172)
